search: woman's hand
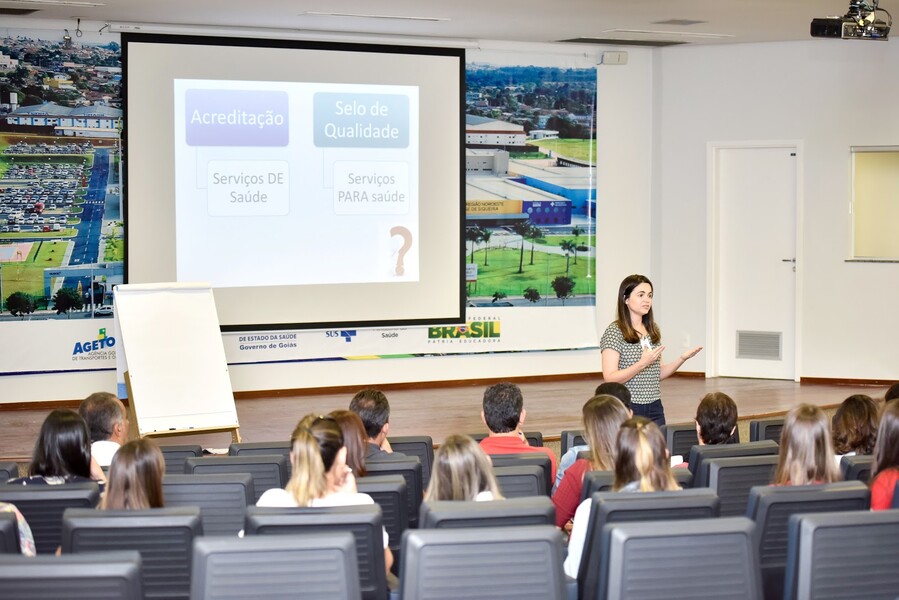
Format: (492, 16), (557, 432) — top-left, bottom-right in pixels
(680, 346), (703, 361)
(638, 345), (665, 368)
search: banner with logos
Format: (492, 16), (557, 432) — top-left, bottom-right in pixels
(0, 29), (599, 380)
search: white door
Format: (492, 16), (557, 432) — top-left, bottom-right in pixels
(713, 145), (798, 380)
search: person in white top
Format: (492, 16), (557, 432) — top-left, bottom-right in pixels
(424, 434), (503, 502)
(256, 414), (392, 572)
(78, 392), (130, 467)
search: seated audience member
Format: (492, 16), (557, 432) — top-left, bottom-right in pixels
(870, 399), (899, 510)
(425, 434), (502, 502)
(257, 414), (393, 573)
(78, 392), (130, 467)
(10, 409), (105, 486)
(349, 389), (406, 461)
(552, 395), (629, 528)
(478, 382), (558, 480)
(564, 417), (679, 578)
(773, 404), (840, 486)
(885, 383), (899, 402)
(832, 394), (879, 465)
(329, 409), (369, 476)
(101, 439), (165, 510)
(677, 391), (740, 467)
(554, 382), (632, 491)
(0, 502), (35, 556)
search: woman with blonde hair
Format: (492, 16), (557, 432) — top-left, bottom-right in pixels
(101, 438), (165, 510)
(552, 395), (629, 527)
(564, 416), (679, 579)
(613, 416), (680, 492)
(773, 404), (840, 486)
(257, 414), (392, 572)
(425, 434), (502, 502)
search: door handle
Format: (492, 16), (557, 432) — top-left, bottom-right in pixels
(781, 258), (796, 263)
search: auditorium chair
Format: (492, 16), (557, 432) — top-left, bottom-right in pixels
(0, 461), (19, 483)
(0, 512), (19, 553)
(659, 422), (700, 459)
(363, 456), (423, 529)
(705, 455), (780, 516)
(749, 418), (785, 443)
(399, 525), (566, 600)
(746, 481), (870, 600)
(600, 517), (761, 600)
(387, 436), (434, 489)
(157, 444), (203, 476)
(840, 453), (874, 483)
(185, 454), (288, 503)
(62, 506), (202, 600)
(579, 468), (694, 502)
(246, 504), (388, 600)
(420, 495), (555, 529)
(576, 489), (720, 600)
(162, 473), (254, 536)
(0, 481), (100, 554)
(493, 464), (547, 497)
(688, 440), (779, 488)
(356, 474), (408, 571)
(468, 431), (544, 447)
(191, 533), (361, 600)
(0, 551), (144, 599)
(783, 509), (899, 600)
(489, 453), (553, 495)
(560, 430), (586, 455)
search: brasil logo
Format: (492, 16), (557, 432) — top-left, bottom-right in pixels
(73, 328), (117, 355)
(427, 321), (501, 339)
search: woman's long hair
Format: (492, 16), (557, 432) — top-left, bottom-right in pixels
(29, 409), (92, 478)
(872, 399), (899, 479)
(832, 394), (879, 455)
(615, 274), (661, 344)
(425, 434), (502, 502)
(328, 409), (368, 477)
(284, 414), (344, 506)
(613, 417), (679, 492)
(102, 438), (165, 510)
(583, 395), (629, 471)
(774, 404), (840, 486)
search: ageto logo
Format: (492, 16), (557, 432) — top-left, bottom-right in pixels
(73, 328), (116, 355)
(427, 321), (501, 339)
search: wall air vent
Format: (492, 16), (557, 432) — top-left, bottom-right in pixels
(736, 331), (782, 361)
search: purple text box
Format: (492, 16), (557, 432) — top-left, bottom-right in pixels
(185, 89), (289, 147)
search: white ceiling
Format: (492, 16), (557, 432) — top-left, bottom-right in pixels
(0, 0), (867, 46)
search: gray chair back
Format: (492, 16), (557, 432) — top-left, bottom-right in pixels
(420, 496), (555, 529)
(62, 506), (202, 600)
(0, 512), (19, 553)
(660, 422), (700, 458)
(840, 453), (874, 483)
(158, 445), (203, 476)
(364, 457), (422, 529)
(783, 510), (899, 600)
(0, 462), (18, 484)
(0, 481), (100, 554)
(493, 464), (547, 497)
(162, 473), (254, 536)
(191, 533), (361, 600)
(560, 430), (586, 455)
(749, 418), (785, 443)
(356, 474), (408, 565)
(689, 440), (779, 488)
(489, 453), (553, 495)
(706, 455), (779, 516)
(0, 551), (143, 599)
(387, 436), (434, 488)
(400, 525), (566, 600)
(184, 454), (288, 503)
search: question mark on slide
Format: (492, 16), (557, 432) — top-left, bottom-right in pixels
(390, 226), (412, 276)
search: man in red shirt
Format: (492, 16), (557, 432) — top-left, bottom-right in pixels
(478, 382), (557, 480)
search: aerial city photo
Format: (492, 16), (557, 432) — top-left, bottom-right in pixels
(463, 61), (597, 308)
(0, 31), (122, 321)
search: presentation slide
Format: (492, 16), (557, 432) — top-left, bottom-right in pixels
(123, 34), (464, 330)
(173, 79), (420, 287)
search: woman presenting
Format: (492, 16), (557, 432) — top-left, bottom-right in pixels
(600, 274), (702, 425)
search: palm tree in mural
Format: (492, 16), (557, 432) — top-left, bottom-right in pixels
(480, 228), (492, 266)
(560, 239), (576, 274)
(465, 226), (482, 264)
(570, 226), (584, 264)
(511, 221), (532, 274)
(527, 224), (543, 265)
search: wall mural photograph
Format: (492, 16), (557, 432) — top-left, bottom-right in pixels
(0, 29), (123, 322)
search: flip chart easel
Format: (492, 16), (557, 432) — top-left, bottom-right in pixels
(113, 282), (240, 443)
